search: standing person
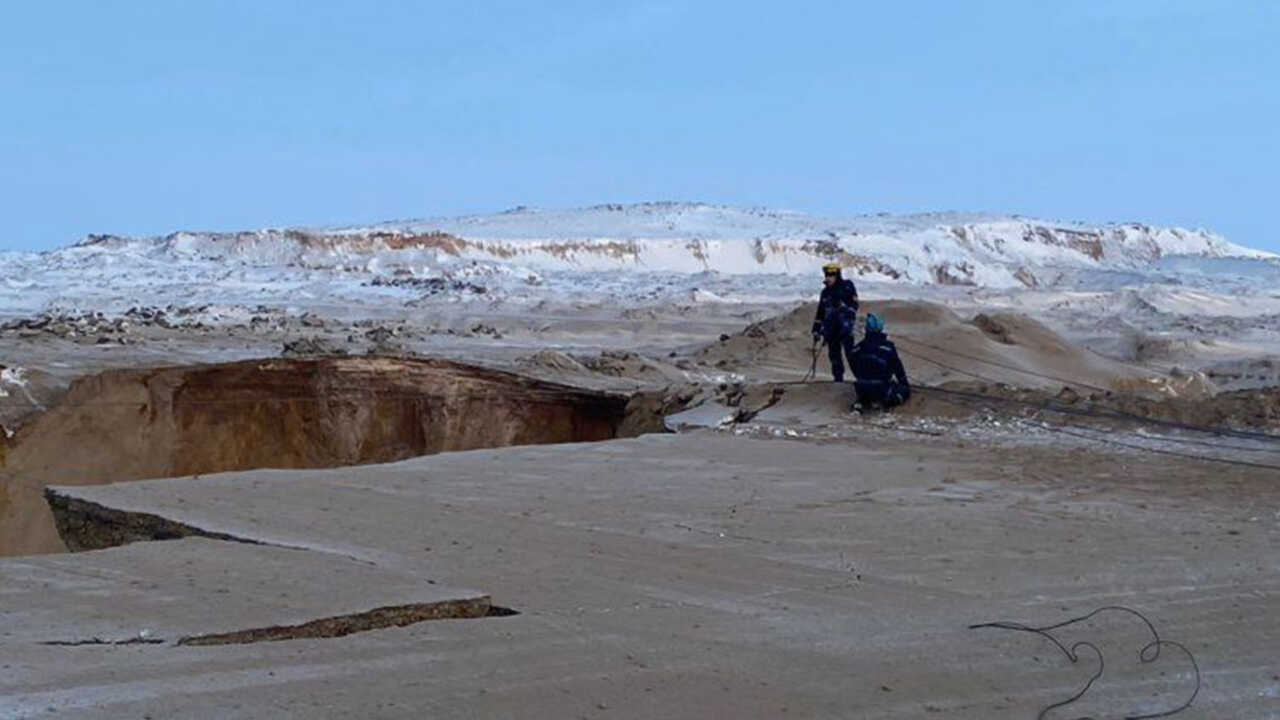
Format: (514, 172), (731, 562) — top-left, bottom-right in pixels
(811, 263), (859, 382)
(851, 314), (911, 410)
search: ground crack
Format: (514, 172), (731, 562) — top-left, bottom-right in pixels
(41, 637), (165, 647)
(40, 603), (519, 648)
(43, 491), (375, 565)
(177, 600), (517, 646)
(46, 491), (271, 552)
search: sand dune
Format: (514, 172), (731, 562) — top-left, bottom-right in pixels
(693, 299), (1209, 397)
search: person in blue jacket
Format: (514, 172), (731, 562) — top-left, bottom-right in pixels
(811, 263), (860, 381)
(851, 314), (911, 410)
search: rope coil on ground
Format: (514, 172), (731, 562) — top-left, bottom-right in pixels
(970, 605), (1200, 719)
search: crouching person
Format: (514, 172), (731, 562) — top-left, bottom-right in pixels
(852, 314), (911, 411)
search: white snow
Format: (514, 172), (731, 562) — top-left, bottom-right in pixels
(0, 365), (42, 412)
(1, 203), (1275, 321)
(0, 366), (26, 393)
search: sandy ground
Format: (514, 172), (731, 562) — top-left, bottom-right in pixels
(3, 432), (1277, 718)
(3, 277), (1278, 393)
(1, 287), (1279, 717)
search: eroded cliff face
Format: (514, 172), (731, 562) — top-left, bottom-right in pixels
(1, 356), (628, 557)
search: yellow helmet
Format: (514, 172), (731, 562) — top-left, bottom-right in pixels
(822, 262), (842, 275)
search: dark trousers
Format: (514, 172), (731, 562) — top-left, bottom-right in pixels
(825, 332), (857, 382)
(854, 379), (911, 408)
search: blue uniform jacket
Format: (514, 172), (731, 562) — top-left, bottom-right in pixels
(812, 278), (859, 337)
(852, 332), (909, 386)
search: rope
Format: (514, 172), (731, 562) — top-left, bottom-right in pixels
(803, 337), (825, 382)
(895, 335), (1115, 395)
(777, 352), (1280, 464)
(914, 385), (1280, 471)
(894, 342), (1280, 444)
(914, 384), (1276, 454)
(768, 333), (1280, 468)
(971, 605), (1200, 719)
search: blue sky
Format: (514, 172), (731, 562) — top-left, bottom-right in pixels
(2, 1), (1276, 251)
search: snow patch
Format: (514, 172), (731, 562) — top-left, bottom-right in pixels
(0, 365), (42, 411)
(3, 204), (1275, 318)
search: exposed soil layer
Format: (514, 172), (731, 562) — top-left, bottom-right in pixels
(177, 598), (495, 646)
(45, 493), (263, 552)
(2, 356), (630, 556)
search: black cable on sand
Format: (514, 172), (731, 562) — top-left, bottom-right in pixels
(782, 359), (1280, 467)
(970, 605), (1200, 719)
(914, 384), (1280, 471)
(893, 339), (1280, 444)
(916, 383), (1278, 455)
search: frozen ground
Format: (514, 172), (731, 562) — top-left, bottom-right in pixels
(5, 432), (1276, 718)
(2, 203), (1279, 396)
(2, 204), (1279, 718)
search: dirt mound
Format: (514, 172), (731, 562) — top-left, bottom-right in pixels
(281, 336), (349, 357)
(518, 350), (592, 375)
(676, 377), (1280, 442)
(580, 350), (677, 382)
(869, 299), (963, 327)
(692, 304), (815, 375)
(0, 356), (629, 557)
(1204, 356), (1280, 392)
(1093, 385), (1280, 431)
(690, 300), (974, 376)
(1133, 336), (1204, 362)
(693, 299), (1162, 394)
(516, 348), (733, 392)
(971, 313), (1071, 353)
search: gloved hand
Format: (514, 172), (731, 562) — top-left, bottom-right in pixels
(812, 332), (822, 343)
(811, 322), (822, 339)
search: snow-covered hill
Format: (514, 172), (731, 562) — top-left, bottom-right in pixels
(1, 202), (1275, 317)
